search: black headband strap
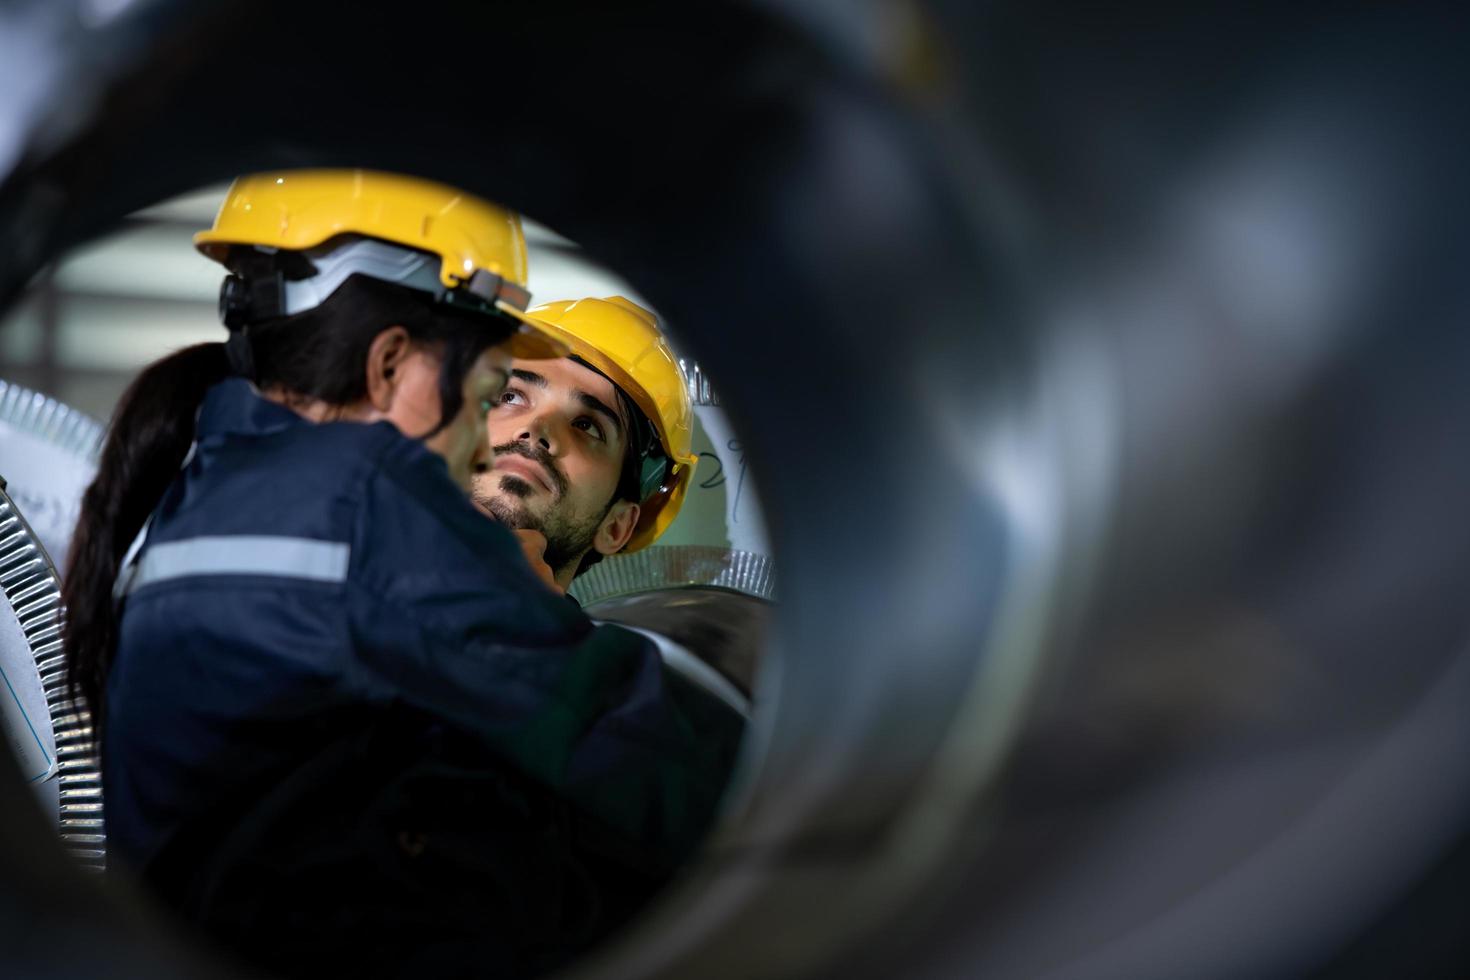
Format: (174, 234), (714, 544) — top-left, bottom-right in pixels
(224, 325), (255, 379)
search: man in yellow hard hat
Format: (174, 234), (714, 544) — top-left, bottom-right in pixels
(82, 172), (740, 976)
(472, 296), (698, 592)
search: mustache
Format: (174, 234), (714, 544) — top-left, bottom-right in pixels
(491, 441), (568, 497)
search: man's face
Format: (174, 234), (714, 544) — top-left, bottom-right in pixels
(472, 357), (640, 575)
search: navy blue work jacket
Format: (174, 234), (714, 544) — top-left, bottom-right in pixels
(104, 380), (734, 876)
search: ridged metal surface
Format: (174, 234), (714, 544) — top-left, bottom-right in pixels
(570, 545), (775, 606)
(0, 380), (105, 461)
(678, 358), (719, 407)
(0, 488), (104, 871)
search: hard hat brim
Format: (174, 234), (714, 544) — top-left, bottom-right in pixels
(496, 303), (571, 359)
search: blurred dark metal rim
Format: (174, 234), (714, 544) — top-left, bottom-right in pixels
(4, 2), (1469, 979)
(0, 3), (1060, 976)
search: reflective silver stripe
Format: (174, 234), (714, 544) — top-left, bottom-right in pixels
(126, 536), (350, 595)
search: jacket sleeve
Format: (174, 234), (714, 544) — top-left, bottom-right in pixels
(340, 434), (739, 861)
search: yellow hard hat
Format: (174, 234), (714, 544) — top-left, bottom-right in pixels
(529, 296), (698, 552)
(194, 169), (566, 359)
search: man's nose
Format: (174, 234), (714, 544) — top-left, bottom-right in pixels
(516, 412), (557, 453)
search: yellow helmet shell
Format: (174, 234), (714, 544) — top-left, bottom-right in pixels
(194, 169), (565, 358)
(528, 296), (698, 552)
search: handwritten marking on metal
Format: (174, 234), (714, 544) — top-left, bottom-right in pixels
(726, 439), (747, 524)
(698, 453), (725, 489)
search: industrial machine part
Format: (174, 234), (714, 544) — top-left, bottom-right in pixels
(0, 481), (104, 870)
(0, 380), (103, 567)
(1, 2), (1468, 978)
(585, 582), (772, 702)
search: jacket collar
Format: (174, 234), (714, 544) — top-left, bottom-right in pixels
(196, 379), (309, 442)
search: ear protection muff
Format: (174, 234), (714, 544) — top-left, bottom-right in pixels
(218, 270), (286, 329)
(639, 445), (670, 502)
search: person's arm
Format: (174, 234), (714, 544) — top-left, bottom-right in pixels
(342, 437), (736, 860)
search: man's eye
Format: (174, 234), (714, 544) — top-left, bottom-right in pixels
(573, 417), (605, 441)
(495, 389), (526, 408)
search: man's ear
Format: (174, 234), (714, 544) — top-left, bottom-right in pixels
(364, 325), (413, 412)
(592, 500), (641, 557)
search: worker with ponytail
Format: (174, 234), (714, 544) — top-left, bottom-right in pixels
(61, 171), (740, 977)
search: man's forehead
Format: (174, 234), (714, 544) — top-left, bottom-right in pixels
(509, 356), (631, 430)
(511, 356), (614, 395)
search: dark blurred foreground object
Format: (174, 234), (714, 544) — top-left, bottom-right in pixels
(0, 504), (232, 978)
(146, 709), (695, 979)
(2, 1), (1470, 979)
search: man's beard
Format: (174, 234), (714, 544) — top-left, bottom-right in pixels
(474, 443), (606, 575)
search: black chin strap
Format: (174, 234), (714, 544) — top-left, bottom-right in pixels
(225, 325), (256, 380)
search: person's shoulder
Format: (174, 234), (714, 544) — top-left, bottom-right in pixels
(294, 415), (409, 463)
(265, 417), (459, 511)
(350, 426), (562, 601)
(356, 424), (494, 546)
(228, 412), (400, 486)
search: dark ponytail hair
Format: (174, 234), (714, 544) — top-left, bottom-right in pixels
(63, 343), (232, 735)
(63, 272), (510, 737)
